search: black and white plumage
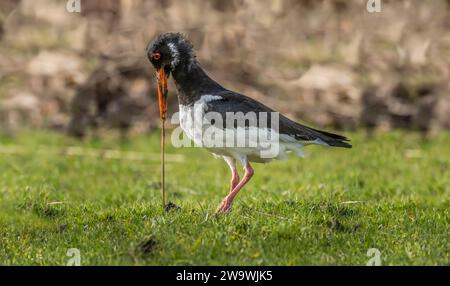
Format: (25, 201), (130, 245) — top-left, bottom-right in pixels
(147, 32), (351, 213)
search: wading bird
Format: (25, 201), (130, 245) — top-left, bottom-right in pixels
(147, 33), (351, 214)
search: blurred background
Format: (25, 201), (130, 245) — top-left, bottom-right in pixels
(0, 0), (449, 139)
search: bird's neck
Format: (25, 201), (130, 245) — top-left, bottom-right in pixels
(171, 61), (224, 106)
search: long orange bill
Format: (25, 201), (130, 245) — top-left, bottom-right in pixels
(157, 68), (168, 121)
(157, 68), (168, 209)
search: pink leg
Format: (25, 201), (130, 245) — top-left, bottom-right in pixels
(223, 156), (240, 191)
(216, 158), (254, 214)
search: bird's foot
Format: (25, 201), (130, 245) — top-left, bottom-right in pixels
(215, 198), (233, 214)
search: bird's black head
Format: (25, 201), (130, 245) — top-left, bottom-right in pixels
(146, 32), (195, 76)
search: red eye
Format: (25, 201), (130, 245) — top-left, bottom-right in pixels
(152, 52), (161, 60)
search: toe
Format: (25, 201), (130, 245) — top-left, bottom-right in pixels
(215, 200), (232, 214)
(215, 199), (232, 214)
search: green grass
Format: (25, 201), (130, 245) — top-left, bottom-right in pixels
(0, 130), (449, 265)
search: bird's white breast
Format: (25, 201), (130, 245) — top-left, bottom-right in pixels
(179, 95), (222, 145)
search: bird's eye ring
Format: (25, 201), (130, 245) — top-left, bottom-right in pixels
(152, 52), (161, 60)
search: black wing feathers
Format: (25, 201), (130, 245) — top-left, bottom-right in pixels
(205, 91), (352, 148)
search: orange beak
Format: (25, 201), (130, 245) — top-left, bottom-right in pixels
(157, 68), (168, 121)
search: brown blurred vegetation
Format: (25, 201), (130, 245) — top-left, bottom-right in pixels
(0, 0), (449, 137)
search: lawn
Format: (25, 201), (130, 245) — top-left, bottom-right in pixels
(0, 130), (448, 265)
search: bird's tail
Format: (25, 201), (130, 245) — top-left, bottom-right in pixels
(310, 127), (352, 148)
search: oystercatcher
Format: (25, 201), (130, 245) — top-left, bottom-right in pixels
(147, 32), (351, 214)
